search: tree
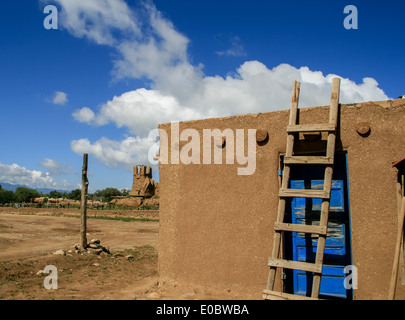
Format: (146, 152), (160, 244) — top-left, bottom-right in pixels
(67, 189), (81, 200)
(94, 187), (122, 202)
(0, 188), (15, 204)
(49, 190), (62, 199)
(14, 187), (40, 203)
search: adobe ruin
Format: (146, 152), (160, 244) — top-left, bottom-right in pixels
(110, 165), (159, 208)
(130, 165), (157, 198)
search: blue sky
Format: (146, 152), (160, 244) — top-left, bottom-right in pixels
(0, 0), (404, 192)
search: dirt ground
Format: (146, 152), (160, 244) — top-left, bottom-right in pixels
(0, 208), (231, 300)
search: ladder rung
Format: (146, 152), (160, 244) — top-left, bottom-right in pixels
(284, 156), (333, 165)
(268, 258), (323, 273)
(287, 124), (335, 133)
(263, 290), (320, 300)
(279, 188), (330, 199)
(274, 222), (327, 235)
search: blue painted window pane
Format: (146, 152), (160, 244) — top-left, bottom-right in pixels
(290, 179), (349, 299)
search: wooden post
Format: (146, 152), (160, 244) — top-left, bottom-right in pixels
(80, 153), (89, 250)
(389, 197), (405, 300)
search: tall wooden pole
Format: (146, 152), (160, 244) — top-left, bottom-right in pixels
(389, 197), (405, 300)
(80, 153), (88, 250)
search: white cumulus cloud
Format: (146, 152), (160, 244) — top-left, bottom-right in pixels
(72, 61), (390, 139)
(0, 162), (71, 190)
(39, 158), (74, 176)
(52, 91), (68, 105)
(52, 0), (390, 172)
(70, 136), (153, 170)
(82, 89), (205, 136)
(49, 0), (140, 46)
(39, 158), (61, 170)
(72, 107), (95, 123)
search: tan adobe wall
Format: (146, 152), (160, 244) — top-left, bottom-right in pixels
(157, 98), (405, 299)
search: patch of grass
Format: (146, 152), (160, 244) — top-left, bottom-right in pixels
(57, 214), (158, 222)
(138, 205), (159, 211)
(117, 245), (157, 262)
(87, 270), (97, 277)
(2, 275), (21, 286)
(49, 212), (63, 217)
(107, 205), (159, 211)
(88, 216), (158, 223)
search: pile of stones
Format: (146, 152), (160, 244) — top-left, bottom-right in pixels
(52, 239), (111, 256)
(75, 239), (111, 255)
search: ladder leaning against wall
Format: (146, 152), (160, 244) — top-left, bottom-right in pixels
(263, 77), (341, 300)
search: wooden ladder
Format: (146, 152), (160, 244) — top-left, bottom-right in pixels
(263, 78), (341, 300)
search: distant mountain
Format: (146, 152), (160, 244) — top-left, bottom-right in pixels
(0, 182), (71, 194)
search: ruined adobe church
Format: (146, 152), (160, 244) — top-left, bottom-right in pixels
(129, 165), (159, 199)
(110, 165), (159, 207)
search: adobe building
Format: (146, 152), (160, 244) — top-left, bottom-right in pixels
(129, 165), (156, 198)
(156, 90), (405, 300)
(110, 165), (159, 208)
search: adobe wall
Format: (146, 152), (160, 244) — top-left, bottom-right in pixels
(157, 98), (405, 300)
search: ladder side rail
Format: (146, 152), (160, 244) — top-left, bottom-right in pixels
(311, 78), (340, 298)
(266, 80), (300, 291)
(328, 78), (341, 127)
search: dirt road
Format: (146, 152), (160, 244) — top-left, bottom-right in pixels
(0, 210), (159, 300)
(0, 209), (243, 300)
(0, 213), (158, 260)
